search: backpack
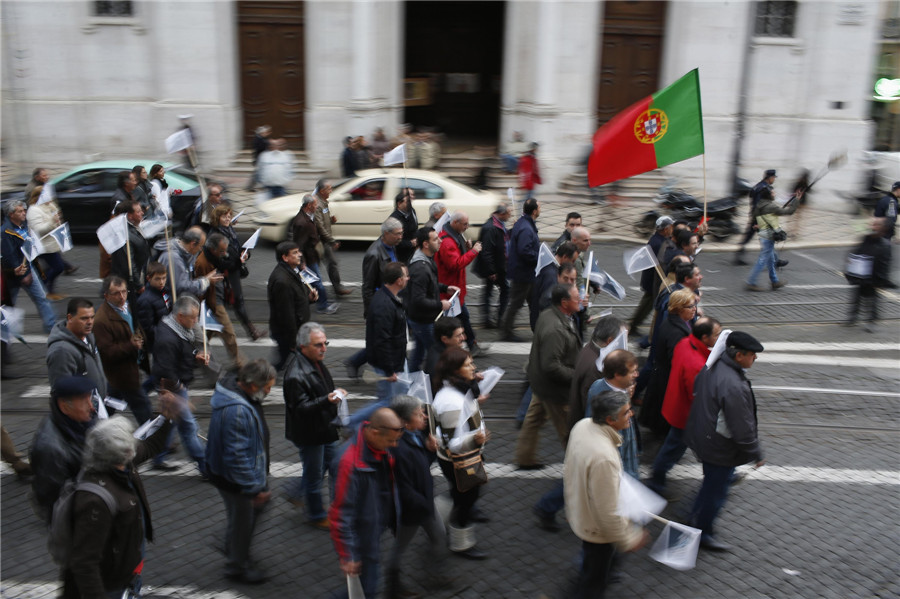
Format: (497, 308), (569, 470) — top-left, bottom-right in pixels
(47, 471), (118, 567)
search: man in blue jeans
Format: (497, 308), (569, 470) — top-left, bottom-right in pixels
(403, 226), (457, 372)
(745, 177), (799, 291)
(1, 200), (56, 333)
(283, 322), (346, 529)
(291, 194), (339, 315)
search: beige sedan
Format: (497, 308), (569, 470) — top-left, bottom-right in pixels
(253, 168), (503, 242)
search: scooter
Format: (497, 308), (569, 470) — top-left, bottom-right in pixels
(635, 178), (750, 240)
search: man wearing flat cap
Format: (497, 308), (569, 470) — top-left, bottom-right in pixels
(684, 331), (765, 552)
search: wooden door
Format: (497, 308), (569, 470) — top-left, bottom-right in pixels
(238, 1), (305, 149)
(596, 1), (667, 126)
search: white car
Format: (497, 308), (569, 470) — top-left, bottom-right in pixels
(253, 168), (503, 242)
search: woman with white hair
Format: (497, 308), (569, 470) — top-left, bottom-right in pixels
(64, 414), (173, 598)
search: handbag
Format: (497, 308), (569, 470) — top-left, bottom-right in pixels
(759, 214), (787, 242)
(450, 448), (487, 493)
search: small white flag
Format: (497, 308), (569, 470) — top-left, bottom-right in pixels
(36, 184), (54, 206)
(383, 143), (407, 166)
(617, 471), (667, 525)
(21, 232), (45, 262)
(97, 214), (129, 254)
(581, 251), (594, 298)
(477, 366), (505, 395)
(444, 290), (461, 317)
(433, 210), (451, 235)
(406, 371), (433, 405)
(44, 223), (74, 253)
(230, 209), (245, 225)
(705, 329), (732, 368)
(649, 521), (702, 571)
(589, 269), (626, 301)
(200, 300), (224, 333)
(534, 243), (559, 276)
(165, 129), (194, 154)
(139, 211), (169, 239)
(93, 389), (109, 420)
(623, 245), (659, 276)
(300, 267), (320, 286)
(596, 327), (629, 372)
(242, 228), (261, 250)
(0, 306), (26, 344)
(134, 415), (166, 440)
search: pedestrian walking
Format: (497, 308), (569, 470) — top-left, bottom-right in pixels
(500, 198), (540, 342)
(843, 217), (894, 330)
(435, 211), (484, 356)
(473, 203), (510, 329)
(1, 200), (57, 332)
(268, 241), (317, 370)
(312, 179), (353, 296)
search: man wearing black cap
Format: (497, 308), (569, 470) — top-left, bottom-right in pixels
(734, 169), (778, 266)
(684, 331), (765, 551)
(874, 181), (899, 241)
(629, 215), (674, 337)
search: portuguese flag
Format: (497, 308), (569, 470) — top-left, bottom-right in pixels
(588, 69), (704, 187)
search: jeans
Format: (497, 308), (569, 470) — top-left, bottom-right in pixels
(218, 487), (264, 575)
(155, 385), (206, 473)
(310, 262), (329, 308)
(690, 462), (735, 537)
(481, 276), (509, 326)
(289, 441), (337, 521)
(499, 154), (518, 172)
(534, 480), (565, 517)
(265, 185), (286, 199)
(747, 237), (778, 286)
(40, 252), (66, 293)
(648, 426), (687, 492)
(108, 385), (153, 426)
(407, 319), (433, 373)
(8, 270), (56, 333)
(347, 348), (367, 370)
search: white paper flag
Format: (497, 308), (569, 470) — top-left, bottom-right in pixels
(535, 243), (559, 276)
(0, 306), (26, 344)
(444, 290), (461, 317)
(335, 389), (350, 427)
(300, 267), (320, 286)
(347, 574), (365, 599)
(21, 232), (45, 262)
(134, 415), (167, 440)
(139, 212), (168, 239)
(433, 210), (451, 235)
(589, 269), (626, 301)
(477, 366), (505, 395)
(230, 209), (245, 225)
(97, 214), (129, 254)
(200, 300), (224, 333)
(242, 228), (261, 250)
(383, 143), (407, 166)
(581, 251), (594, 298)
(36, 184), (54, 206)
(93, 389), (109, 420)
(44, 223), (74, 252)
(165, 129), (194, 153)
(617, 471), (667, 525)
(596, 327), (629, 372)
(406, 371), (433, 405)
(623, 245), (659, 276)
(705, 329), (732, 368)
(104, 397), (128, 412)
(649, 521), (702, 571)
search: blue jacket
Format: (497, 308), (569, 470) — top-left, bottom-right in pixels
(329, 427), (399, 564)
(206, 377), (268, 495)
(391, 429), (437, 527)
(507, 215), (539, 283)
(1, 218), (32, 279)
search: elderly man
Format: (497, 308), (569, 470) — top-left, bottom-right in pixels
(92, 276), (151, 424)
(268, 241), (317, 370)
(194, 232), (244, 365)
(330, 407), (403, 599)
(630, 216), (675, 336)
(110, 200), (150, 305)
(390, 188), (418, 263)
(404, 227), (456, 372)
(550, 212), (582, 252)
(110, 170), (137, 213)
(647, 317), (722, 497)
(151, 296), (209, 475)
(206, 359), (277, 584)
(47, 298), (106, 398)
(1, 200), (56, 332)
(424, 201), (446, 229)
(344, 218), (402, 380)
(158, 226), (223, 300)
(291, 193), (338, 315)
(564, 389), (648, 598)
(587, 350), (640, 479)
(283, 323), (346, 529)
(312, 179), (352, 296)
(435, 211), (484, 356)
(685, 331), (766, 551)
(515, 284), (582, 470)
(501, 198), (540, 342)
(474, 203), (511, 329)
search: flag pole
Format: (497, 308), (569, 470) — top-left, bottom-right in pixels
(202, 307), (208, 357)
(702, 153), (708, 223)
(655, 263), (672, 294)
(125, 231), (134, 288)
(164, 224), (177, 303)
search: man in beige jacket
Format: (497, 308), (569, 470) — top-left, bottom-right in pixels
(312, 179), (352, 296)
(564, 388), (648, 598)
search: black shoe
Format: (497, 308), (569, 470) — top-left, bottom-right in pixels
(501, 333), (524, 342)
(733, 257), (748, 266)
(453, 546), (489, 560)
(63, 265), (80, 275)
(775, 259), (789, 268)
(152, 461), (179, 472)
(225, 567), (268, 584)
(470, 508), (490, 523)
(700, 535), (731, 552)
(533, 507), (561, 532)
(516, 463), (545, 471)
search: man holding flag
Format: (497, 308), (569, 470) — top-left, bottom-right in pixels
(110, 200), (150, 307)
(1, 200), (56, 332)
(194, 233), (244, 367)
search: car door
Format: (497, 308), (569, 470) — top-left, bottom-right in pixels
(52, 168), (119, 236)
(329, 176), (393, 240)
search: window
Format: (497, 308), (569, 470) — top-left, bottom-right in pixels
(348, 179), (385, 201)
(406, 178), (445, 200)
(94, 1), (133, 17)
(55, 170), (116, 194)
(754, 1), (797, 38)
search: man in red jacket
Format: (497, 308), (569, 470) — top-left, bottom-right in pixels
(435, 211), (485, 356)
(646, 317), (721, 497)
(518, 142), (542, 202)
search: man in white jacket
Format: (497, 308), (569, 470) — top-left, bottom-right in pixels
(564, 388), (648, 598)
(257, 138), (295, 199)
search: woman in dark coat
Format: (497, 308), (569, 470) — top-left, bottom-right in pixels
(209, 204), (266, 340)
(639, 288), (696, 437)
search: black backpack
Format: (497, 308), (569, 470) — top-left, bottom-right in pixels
(47, 471), (117, 567)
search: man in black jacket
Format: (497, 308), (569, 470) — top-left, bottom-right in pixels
(473, 203), (510, 329)
(267, 241), (318, 371)
(404, 227), (457, 372)
(283, 322), (346, 529)
(844, 217), (895, 330)
(390, 188), (418, 263)
(110, 200), (150, 306)
(366, 262), (409, 403)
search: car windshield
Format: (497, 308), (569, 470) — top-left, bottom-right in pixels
(55, 170), (114, 193)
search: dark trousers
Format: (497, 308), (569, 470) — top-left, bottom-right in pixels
(272, 332), (294, 371)
(108, 385), (152, 426)
(501, 280), (533, 336)
(218, 487), (263, 575)
(649, 426), (688, 491)
(481, 276), (509, 325)
(458, 302), (477, 347)
(574, 541), (616, 598)
(690, 462), (735, 537)
(438, 458), (480, 527)
(847, 284), (878, 323)
(629, 290), (654, 332)
(737, 220), (756, 249)
(226, 271), (253, 332)
(321, 242), (343, 291)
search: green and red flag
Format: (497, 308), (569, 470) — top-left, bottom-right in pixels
(588, 69), (704, 187)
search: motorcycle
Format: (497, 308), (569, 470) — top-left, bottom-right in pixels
(634, 178), (751, 241)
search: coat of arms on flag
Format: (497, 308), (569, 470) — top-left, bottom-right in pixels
(634, 109), (668, 144)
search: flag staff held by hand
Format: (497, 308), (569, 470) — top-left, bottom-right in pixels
(164, 223), (177, 303)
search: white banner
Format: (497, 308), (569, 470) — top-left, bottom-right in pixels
(97, 215), (129, 254)
(165, 129), (193, 154)
(383, 143), (407, 166)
